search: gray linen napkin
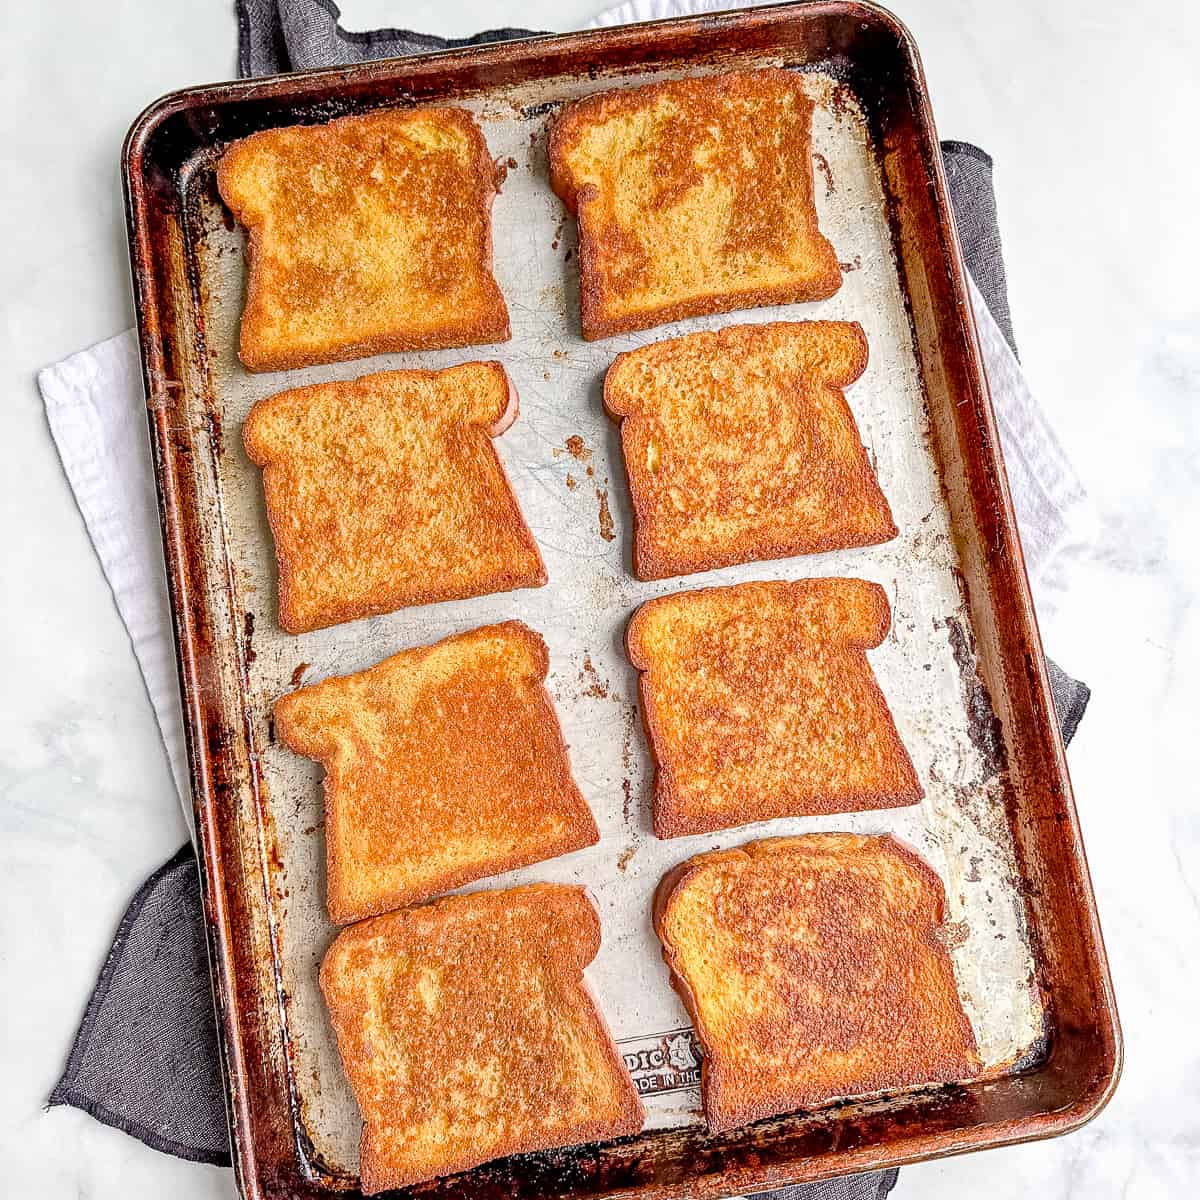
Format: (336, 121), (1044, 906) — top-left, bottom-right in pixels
(49, 3), (1088, 1192)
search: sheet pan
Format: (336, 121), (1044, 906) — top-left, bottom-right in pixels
(122, 6), (1120, 1198)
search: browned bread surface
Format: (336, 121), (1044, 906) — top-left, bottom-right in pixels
(217, 107), (510, 371)
(276, 622), (597, 923)
(654, 834), (981, 1133)
(548, 69), (841, 339)
(243, 362), (545, 634)
(321, 883), (644, 1193)
(605, 321), (895, 580)
(627, 578), (922, 837)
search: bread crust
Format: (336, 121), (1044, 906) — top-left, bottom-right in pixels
(320, 884), (644, 1192)
(653, 835), (981, 1133)
(571, 260), (842, 345)
(549, 69), (841, 340)
(242, 362), (546, 635)
(217, 106), (510, 372)
(626, 579), (921, 838)
(604, 321), (896, 580)
(275, 621), (598, 922)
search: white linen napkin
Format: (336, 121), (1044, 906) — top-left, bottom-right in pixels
(40, 329), (193, 824)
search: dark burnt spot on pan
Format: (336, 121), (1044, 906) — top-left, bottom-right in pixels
(596, 486), (615, 542)
(827, 80), (856, 118)
(579, 654), (610, 699)
(812, 151), (835, 196)
(494, 154), (521, 189)
(448, 1078), (983, 1198)
(290, 96), (364, 126)
(293, 1121), (335, 1184)
(206, 408), (223, 455)
(944, 614), (1007, 778)
(620, 704), (638, 823)
(186, 167), (227, 241)
(243, 609), (256, 668)
(410, 1139), (609, 1199)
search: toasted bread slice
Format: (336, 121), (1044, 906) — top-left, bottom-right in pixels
(627, 578), (922, 838)
(276, 622), (598, 922)
(321, 883), (644, 1193)
(243, 362), (546, 634)
(217, 107), (509, 371)
(655, 834), (981, 1133)
(548, 69), (840, 339)
(605, 321), (895, 580)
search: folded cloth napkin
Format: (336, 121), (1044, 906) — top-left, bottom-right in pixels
(42, 0), (1091, 1190)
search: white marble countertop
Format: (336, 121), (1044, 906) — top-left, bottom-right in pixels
(2, 1), (1197, 1197)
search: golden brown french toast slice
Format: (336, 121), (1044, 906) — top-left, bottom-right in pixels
(321, 883), (644, 1193)
(276, 621), (598, 923)
(655, 834), (981, 1133)
(605, 321), (895, 580)
(217, 107), (510, 371)
(627, 578), (922, 838)
(243, 362), (545, 634)
(548, 69), (841, 339)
